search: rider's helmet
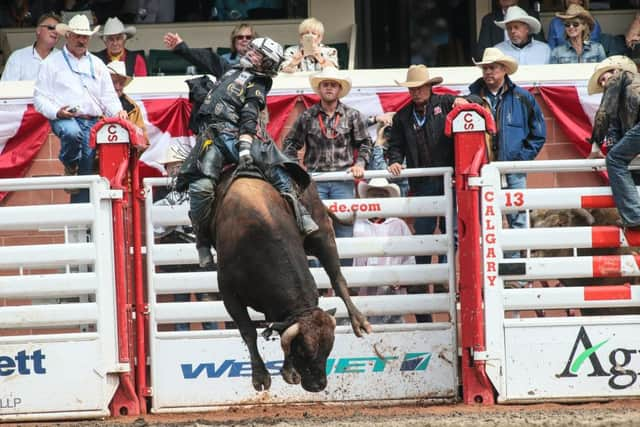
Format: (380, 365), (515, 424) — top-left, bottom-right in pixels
(243, 37), (284, 76)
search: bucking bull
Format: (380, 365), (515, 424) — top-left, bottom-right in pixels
(213, 171), (371, 392)
(530, 208), (640, 316)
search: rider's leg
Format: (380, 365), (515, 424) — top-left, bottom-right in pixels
(269, 166), (319, 236)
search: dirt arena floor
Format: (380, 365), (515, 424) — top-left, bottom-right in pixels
(15, 399), (640, 427)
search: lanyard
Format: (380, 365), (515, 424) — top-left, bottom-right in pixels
(62, 49), (95, 80)
(412, 108), (426, 129)
(317, 112), (341, 139)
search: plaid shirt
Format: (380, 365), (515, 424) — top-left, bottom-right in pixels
(283, 102), (373, 172)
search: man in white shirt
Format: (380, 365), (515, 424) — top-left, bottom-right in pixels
(494, 6), (551, 65)
(34, 14), (127, 203)
(1, 13), (62, 81)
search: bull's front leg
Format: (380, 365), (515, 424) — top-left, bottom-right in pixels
(307, 234), (372, 337)
(222, 300), (271, 391)
(281, 355), (301, 385)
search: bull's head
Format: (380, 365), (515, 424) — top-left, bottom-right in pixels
(280, 308), (336, 392)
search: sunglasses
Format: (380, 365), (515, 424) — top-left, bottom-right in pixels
(39, 24), (57, 30)
(564, 21), (581, 28)
(235, 35), (252, 40)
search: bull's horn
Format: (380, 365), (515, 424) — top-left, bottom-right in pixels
(280, 323), (300, 355)
(325, 308), (337, 316)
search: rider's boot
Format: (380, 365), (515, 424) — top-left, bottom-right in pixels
(189, 177), (216, 269)
(282, 192), (319, 237)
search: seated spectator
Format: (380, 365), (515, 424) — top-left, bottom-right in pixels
(221, 23), (256, 66)
(354, 178), (415, 324)
(547, 0), (601, 49)
(153, 145), (216, 331)
(213, 0), (283, 20)
(475, 0), (545, 60)
(94, 17), (147, 76)
(550, 5), (605, 64)
(106, 61), (149, 150)
(494, 6), (551, 65)
(1, 12), (61, 81)
(163, 32), (226, 79)
(137, 0), (175, 23)
(280, 17), (339, 73)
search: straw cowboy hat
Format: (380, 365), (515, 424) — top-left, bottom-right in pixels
(99, 17), (137, 39)
(309, 67), (352, 98)
(587, 55), (638, 95)
(556, 4), (595, 31)
(395, 64), (443, 88)
(107, 61), (133, 86)
(495, 5), (542, 34)
(357, 177), (401, 198)
(159, 145), (184, 165)
(56, 14), (100, 37)
(473, 47), (519, 75)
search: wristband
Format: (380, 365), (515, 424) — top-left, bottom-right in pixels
(239, 149), (251, 157)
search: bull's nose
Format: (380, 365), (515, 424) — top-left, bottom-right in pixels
(302, 379), (327, 393)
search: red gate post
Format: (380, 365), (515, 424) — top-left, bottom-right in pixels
(90, 118), (147, 415)
(445, 104), (497, 404)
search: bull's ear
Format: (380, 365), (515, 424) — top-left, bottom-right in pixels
(325, 308), (337, 317)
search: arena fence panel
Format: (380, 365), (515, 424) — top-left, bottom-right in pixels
(477, 160), (640, 402)
(144, 167), (458, 413)
(0, 176), (125, 421)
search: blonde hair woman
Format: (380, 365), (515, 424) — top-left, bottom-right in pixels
(550, 4), (605, 64)
(221, 23), (256, 66)
(547, 0), (601, 49)
(280, 17), (339, 73)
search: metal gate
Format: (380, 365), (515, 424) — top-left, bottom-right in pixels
(0, 176), (126, 421)
(478, 160), (640, 402)
(145, 168), (458, 412)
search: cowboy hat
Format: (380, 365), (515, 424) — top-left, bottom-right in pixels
(309, 67), (352, 98)
(395, 64), (443, 88)
(357, 177), (401, 199)
(107, 61), (133, 86)
(473, 47), (519, 75)
(158, 145), (184, 165)
(495, 5), (542, 34)
(99, 17), (136, 39)
(56, 14), (100, 37)
(556, 4), (595, 31)
(587, 55), (637, 95)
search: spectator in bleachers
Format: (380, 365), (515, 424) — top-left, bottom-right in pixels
(589, 56), (640, 231)
(34, 14), (127, 202)
(163, 31), (226, 78)
(95, 17), (148, 77)
(280, 17), (339, 73)
(547, 0), (601, 50)
(137, 0), (175, 23)
(550, 5), (606, 64)
(469, 48), (546, 283)
(626, 11), (640, 64)
(493, 6), (551, 65)
(354, 177), (415, 324)
(283, 67), (373, 263)
(220, 23), (256, 66)
(475, 0), (545, 60)
(1, 12), (61, 81)
(106, 61), (149, 150)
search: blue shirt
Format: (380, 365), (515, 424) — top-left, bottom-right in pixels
(547, 16), (602, 49)
(494, 39), (551, 65)
(550, 40), (606, 64)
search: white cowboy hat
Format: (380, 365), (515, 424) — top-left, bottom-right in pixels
(107, 61), (133, 86)
(395, 64), (443, 88)
(473, 47), (519, 75)
(309, 67), (352, 99)
(99, 17), (136, 39)
(556, 4), (595, 32)
(357, 177), (401, 199)
(158, 145), (184, 165)
(495, 5), (542, 35)
(56, 14), (100, 37)
(587, 55), (637, 95)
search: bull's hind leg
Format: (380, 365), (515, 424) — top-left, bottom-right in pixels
(305, 234), (371, 337)
(221, 297), (271, 391)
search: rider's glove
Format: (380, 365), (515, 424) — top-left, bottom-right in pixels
(237, 135), (253, 169)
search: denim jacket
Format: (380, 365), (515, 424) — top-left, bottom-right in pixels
(550, 40), (606, 64)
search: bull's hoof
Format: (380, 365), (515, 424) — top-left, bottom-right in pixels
(281, 366), (301, 385)
(252, 373), (272, 391)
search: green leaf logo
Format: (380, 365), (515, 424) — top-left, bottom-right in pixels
(570, 339), (609, 374)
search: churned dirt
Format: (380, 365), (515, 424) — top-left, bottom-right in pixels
(14, 399), (640, 427)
